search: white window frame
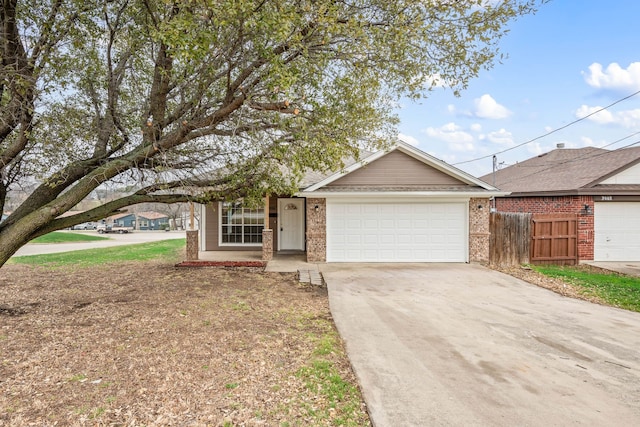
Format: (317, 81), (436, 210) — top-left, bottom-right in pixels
(218, 202), (264, 246)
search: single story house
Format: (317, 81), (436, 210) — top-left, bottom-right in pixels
(107, 211), (170, 230)
(137, 212), (170, 230)
(481, 145), (640, 262)
(197, 141), (507, 263)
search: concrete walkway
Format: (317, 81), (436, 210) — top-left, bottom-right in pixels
(583, 261), (640, 277)
(323, 263), (640, 427)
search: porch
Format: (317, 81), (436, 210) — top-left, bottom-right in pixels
(189, 250), (320, 273)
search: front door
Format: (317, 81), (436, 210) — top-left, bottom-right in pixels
(278, 198), (305, 251)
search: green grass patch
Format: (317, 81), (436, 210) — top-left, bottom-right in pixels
(31, 231), (109, 244)
(532, 265), (640, 312)
(10, 239), (185, 268)
(294, 329), (369, 426)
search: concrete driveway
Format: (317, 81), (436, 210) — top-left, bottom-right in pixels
(323, 263), (640, 426)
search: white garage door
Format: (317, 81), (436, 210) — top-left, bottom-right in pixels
(326, 202), (467, 262)
(595, 202), (640, 261)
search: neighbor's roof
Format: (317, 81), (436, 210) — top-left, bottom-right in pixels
(108, 212), (133, 220)
(480, 146), (640, 195)
(137, 211), (169, 220)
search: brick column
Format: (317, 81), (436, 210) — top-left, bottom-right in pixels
(306, 198), (326, 262)
(469, 198), (490, 263)
(185, 230), (199, 261)
(262, 229), (273, 261)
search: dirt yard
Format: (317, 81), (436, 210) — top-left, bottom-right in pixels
(0, 263), (370, 426)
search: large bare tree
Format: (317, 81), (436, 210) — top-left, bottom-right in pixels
(0, 0), (544, 266)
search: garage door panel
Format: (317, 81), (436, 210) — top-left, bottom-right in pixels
(595, 202), (640, 261)
(327, 202), (467, 262)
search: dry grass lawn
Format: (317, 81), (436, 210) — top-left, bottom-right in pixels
(0, 262), (370, 426)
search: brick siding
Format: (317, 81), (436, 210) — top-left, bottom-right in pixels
(495, 196), (594, 261)
(261, 229), (273, 261)
(469, 198), (490, 263)
(306, 198), (326, 262)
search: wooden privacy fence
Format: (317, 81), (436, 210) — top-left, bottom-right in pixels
(489, 212), (578, 266)
(490, 212), (532, 266)
(530, 214), (578, 265)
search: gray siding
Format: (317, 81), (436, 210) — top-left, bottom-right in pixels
(326, 150), (467, 187)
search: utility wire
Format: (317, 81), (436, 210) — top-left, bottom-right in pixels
(496, 129), (640, 168)
(489, 137), (640, 186)
(454, 89), (640, 165)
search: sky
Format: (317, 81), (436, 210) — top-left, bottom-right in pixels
(396, 0), (640, 178)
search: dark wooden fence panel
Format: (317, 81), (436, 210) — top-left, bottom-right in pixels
(490, 212), (532, 266)
(530, 214), (578, 265)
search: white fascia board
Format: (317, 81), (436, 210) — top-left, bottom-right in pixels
(297, 191), (510, 198)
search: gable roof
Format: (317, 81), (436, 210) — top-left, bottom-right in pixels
(481, 146), (640, 196)
(300, 140), (504, 196)
(108, 212), (134, 221)
(137, 211), (169, 220)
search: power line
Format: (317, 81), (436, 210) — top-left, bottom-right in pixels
(490, 138), (640, 186)
(454, 89), (640, 165)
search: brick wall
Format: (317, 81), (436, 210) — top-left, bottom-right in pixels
(469, 198), (490, 263)
(306, 198), (326, 262)
(495, 195), (594, 261)
(185, 230), (199, 261)
(261, 229), (273, 261)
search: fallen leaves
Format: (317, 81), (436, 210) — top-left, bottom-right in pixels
(0, 262), (369, 426)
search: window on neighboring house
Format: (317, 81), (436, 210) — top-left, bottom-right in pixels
(139, 220), (149, 228)
(220, 202), (264, 245)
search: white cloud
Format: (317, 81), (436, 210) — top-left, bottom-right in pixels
(474, 94), (512, 119)
(424, 122), (473, 143)
(424, 122), (476, 152)
(447, 104), (456, 114)
(398, 133), (419, 146)
(581, 136), (595, 146)
(583, 62), (640, 92)
(575, 104), (640, 128)
(487, 128), (514, 145)
(575, 105), (614, 124)
(470, 123), (483, 132)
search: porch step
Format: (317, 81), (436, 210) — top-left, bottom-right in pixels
(298, 269), (325, 287)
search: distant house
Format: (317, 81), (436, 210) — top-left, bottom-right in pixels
(108, 212), (136, 228)
(137, 211), (170, 230)
(481, 146), (640, 262)
(106, 211), (170, 230)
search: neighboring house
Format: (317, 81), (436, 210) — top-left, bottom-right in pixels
(107, 211), (170, 230)
(136, 211), (170, 230)
(198, 141), (506, 263)
(107, 212), (136, 228)
(480, 145), (640, 262)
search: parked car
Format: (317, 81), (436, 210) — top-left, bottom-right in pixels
(96, 224), (133, 234)
(72, 222), (97, 230)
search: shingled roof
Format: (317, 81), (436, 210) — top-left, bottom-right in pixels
(480, 146), (640, 196)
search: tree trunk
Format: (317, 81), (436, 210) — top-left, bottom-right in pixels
(0, 223), (34, 266)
